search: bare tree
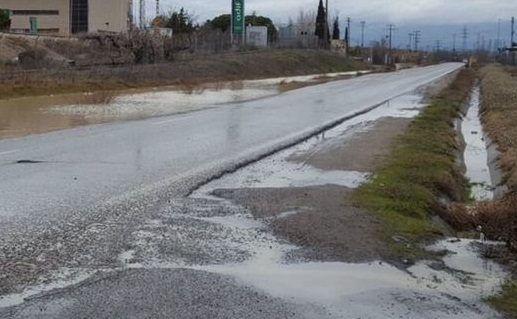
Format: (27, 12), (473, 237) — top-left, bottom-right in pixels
(297, 10), (316, 31)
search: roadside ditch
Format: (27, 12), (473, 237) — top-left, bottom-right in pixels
(353, 67), (516, 317)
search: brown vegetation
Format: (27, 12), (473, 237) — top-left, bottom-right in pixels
(0, 49), (364, 100)
(477, 65), (517, 251)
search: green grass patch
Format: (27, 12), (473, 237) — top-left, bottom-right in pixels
(353, 69), (475, 259)
(487, 281), (517, 316)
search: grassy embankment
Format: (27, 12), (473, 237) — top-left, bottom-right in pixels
(0, 49), (366, 100)
(353, 68), (476, 260)
(478, 64), (517, 317)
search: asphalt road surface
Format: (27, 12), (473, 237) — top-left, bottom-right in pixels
(0, 63), (466, 318)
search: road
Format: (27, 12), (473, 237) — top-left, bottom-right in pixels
(0, 63), (461, 223)
(0, 63), (466, 318)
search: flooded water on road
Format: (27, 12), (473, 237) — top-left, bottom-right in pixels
(0, 72), (365, 140)
(0, 94), (94, 139)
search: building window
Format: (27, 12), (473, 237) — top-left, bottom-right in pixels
(12, 10), (60, 15)
(71, 0), (88, 34)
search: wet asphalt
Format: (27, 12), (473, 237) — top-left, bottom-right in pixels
(0, 63), (465, 318)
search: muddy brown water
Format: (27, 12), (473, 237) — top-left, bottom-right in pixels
(0, 84), (268, 140)
(0, 93), (115, 139)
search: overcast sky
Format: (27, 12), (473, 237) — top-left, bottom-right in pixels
(151, 0), (516, 49)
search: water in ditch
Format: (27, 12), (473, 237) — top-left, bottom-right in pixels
(461, 86), (494, 201)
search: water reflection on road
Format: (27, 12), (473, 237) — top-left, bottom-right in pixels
(0, 72), (363, 140)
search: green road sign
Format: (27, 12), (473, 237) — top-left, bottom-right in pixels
(232, 0), (244, 35)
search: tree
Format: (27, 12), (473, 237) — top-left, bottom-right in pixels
(207, 13), (278, 42)
(245, 13), (278, 42)
(0, 8), (11, 31)
(151, 15), (167, 28)
(166, 8), (196, 34)
(297, 10), (315, 29)
(332, 17), (340, 40)
(208, 14), (231, 33)
(314, 0), (329, 43)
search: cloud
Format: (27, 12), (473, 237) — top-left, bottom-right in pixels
(156, 0), (514, 26)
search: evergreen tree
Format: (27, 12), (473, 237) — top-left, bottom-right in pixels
(166, 8), (196, 34)
(332, 17), (340, 40)
(314, 0), (328, 41)
(207, 13), (279, 42)
(246, 13), (278, 42)
(208, 14), (231, 33)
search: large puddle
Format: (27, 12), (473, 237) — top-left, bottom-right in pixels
(0, 71), (365, 140)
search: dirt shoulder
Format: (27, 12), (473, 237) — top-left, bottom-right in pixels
(289, 117), (411, 172)
(213, 118), (409, 263)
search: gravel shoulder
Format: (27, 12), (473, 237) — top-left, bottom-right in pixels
(214, 117), (410, 263)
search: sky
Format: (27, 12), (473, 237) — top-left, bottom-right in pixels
(149, 0), (516, 50)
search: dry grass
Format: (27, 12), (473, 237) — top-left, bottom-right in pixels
(474, 194), (517, 247)
(478, 65), (517, 248)
(478, 64), (517, 317)
(0, 49), (367, 100)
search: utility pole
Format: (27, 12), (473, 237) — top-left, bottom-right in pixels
(435, 40), (441, 52)
(413, 30), (421, 51)
(408, 33), (413, 51)
(462, 26), (468, 53)
(324, 0), (329, 47)
(452, 34), (457, 60)
(360, 21), (365, 48)
(510, 17), (516, 65)
(128, 0), (134, 29)
(387, 24), (396, 64)
(139, 0), (146, 29)
(497, 18), (501, 51)
(156, 0), (159, 17)
(346, 17), (351, 48)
